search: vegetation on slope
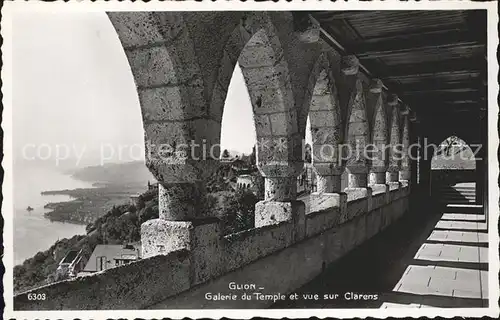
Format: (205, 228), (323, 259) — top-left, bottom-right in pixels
(14, 161), (262, 294)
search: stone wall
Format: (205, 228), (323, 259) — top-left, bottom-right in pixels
(14, 186), (410, 310)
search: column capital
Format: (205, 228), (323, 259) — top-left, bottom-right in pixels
(409, 110), (418, 123)
(387, 94), (399, 106)
(400, 105), (410, 116)
(293, 13), (320, 43)
(369, 78), (384, 93)
(341, 55), (359, 75)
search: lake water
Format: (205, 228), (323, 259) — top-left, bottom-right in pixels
(13, 165), (94, 265)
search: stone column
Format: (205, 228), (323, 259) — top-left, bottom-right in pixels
(386, 94), (401, 189)
(409, 116), (419, 187)
(310, 164), (347, 217)
(399, 106), (411, 186)
(255, 140), (306, 241)
(338, 55), (372, 212)
(368, 79), (388, 191)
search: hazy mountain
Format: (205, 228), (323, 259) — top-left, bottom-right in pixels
(70, 161), (155, 185)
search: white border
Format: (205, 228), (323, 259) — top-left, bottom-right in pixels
(2, 0), (498, 319)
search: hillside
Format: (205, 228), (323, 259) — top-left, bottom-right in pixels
(14, 162), (261, 294)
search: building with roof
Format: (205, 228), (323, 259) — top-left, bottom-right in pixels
(57, 249), (85, 278)
(78, 243), (141, 276)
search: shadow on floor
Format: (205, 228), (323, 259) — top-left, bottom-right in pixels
(271, 181), (488, 309)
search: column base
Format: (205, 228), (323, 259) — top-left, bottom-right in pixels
(369, 183), (389, 196)
(255, 200), (305, 241)
(399, 170), (411, 181)
(309, 192), (347, 217)
(400, 180), (410, 188)
(141, 218), (220, 259)
(348, 173), (368, 188)
(344, 187), (372, 202)
(387, 181), (402, 191)
(369, 172), (386, 185)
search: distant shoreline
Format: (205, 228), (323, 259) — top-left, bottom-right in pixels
(40, 182), (146, 225)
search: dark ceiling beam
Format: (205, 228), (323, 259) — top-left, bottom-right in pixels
(384, 70), (482, 81)
(441, 100), (480, 105)
(400, 81), (482, 93)
(311, 11), (384, 21)
(401, 91), (480, 103)
(403, 87), (479, 95)
(353, 32), (483, 59)
(377, 58), (485, 79)
(416, 103), (481, 116)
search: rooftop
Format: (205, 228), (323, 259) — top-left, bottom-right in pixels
(82, 244), (141, 273)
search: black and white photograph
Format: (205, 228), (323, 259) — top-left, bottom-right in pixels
(2, 0), (498, 318)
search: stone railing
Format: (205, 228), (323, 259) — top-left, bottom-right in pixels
(14, 185), (410, 310)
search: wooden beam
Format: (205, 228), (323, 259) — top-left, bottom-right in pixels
(379, 59), (485, 79)
(400, 81), (482, 93)
(385, 70), (482, 81)
(402, 91), (480, 101)
(353, 30), (484, 59)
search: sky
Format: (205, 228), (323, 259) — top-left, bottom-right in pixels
(12, 11), (267, 168)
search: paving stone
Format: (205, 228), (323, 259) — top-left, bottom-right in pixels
(407, 265), (456, 280)
(428, 277), (481, 294)
(441, 214), (484, 221)
(452, 289), (482, 299)
(397, 282), (453, 297)
(461, 232), (481, 242)
(381, 302), (421, 308)
(436, 221), (454, 229)
(397, 271), (431, 288)
(416, 244), (442, 257)
(477, 233), (488, 244)
(427, 230), (449, 241)
(455, 268), (480, 282)
(477, 222), (487, 231)
(457, 250), (480, 263)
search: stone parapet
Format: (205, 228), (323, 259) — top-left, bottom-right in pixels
(15, 186), (410, 311)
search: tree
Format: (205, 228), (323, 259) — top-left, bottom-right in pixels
(304, 143), (312, 163)
(251, 173), (265, 200)
(220, 189), (258, 234)
(250, 145), (257, 167)
(136, 195), (146, 210)
(436, 136), (464, 157)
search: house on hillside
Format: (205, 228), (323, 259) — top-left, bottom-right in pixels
(57, 249), (85, 278)
(236, 174), (253, 190)
(77, 243), (141, 276)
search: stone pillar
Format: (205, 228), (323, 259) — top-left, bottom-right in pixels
(158, 182), (202, 221)
(409, 116), (419, 187)
(369, 171), (386, 185)
(255, 135), (306, 242)
(311, 164), (347, 218)
(340, 55), (372, 203)
(386, 94), (401, 189)
(368, 78), (388, 190)
(399, 105), (411, 186)
(308, 54), (345, 216)
(316, 173), (342, 193)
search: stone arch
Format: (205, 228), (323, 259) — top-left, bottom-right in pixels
(107, 12), (217, 185)
(211, 13), (300, 201)
(431, 136), (477, 170)
(303, 53), (343, 192)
